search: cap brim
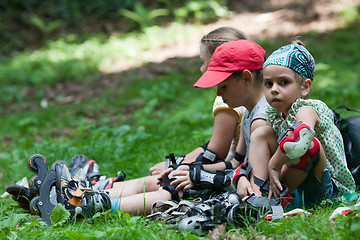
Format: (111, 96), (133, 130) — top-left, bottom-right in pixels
(193, 71), (233, 88)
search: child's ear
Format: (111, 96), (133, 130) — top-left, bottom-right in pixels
(301, 79), (312, 97)
(243, 70), (253, 85)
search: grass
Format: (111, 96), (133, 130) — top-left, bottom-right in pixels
(1, 8), (360, 240)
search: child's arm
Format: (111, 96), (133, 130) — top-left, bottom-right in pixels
(268, 107), (321, 198)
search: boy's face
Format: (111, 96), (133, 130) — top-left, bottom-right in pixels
(263, 65), (304, 114)
(216, 73), (245, 108)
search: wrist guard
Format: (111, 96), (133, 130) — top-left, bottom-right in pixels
(195, 149), (223, 164)
(165, 153), (185, 170)
(189, 162), (230, 192)
(232, 161), (252, 188)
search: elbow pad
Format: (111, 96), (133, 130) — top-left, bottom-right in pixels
(278, 121), (316, 160)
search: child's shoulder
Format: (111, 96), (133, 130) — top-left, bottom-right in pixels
(291, 99), (334, 124)
(291, 98), (331, 113)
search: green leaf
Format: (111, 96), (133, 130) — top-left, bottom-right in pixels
(64, 231), (87, 240)
(50, 203), (71, 227)
(0, 213), (28, 229)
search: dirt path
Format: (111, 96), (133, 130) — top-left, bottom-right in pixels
(5, 0), (360, 115)
(104, 0), (359, 70)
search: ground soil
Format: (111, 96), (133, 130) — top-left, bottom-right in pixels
(5, 0), (360, 115)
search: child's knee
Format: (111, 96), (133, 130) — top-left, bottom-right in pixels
(250, 125), (275, 142)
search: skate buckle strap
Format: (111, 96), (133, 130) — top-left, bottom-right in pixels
(253, 175), (291, 205)
(253, 175), (270, 196)
(74, 188), (84, 198)
(271, 205), (284, 220)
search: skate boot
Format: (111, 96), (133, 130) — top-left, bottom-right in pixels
(177, 198), (223, 234)
(70, 154), (126, 190)
(27, 154), (60, 225)
(28, 154), (111, 225)
(6, 183), (36, 210)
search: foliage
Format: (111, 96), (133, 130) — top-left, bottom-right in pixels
(119, 2), (169, 31)
(174, 0), (232, 23)
(0, 3), (360, 239)
(0, 0), (230, 54)
(28, 15), (63, 41)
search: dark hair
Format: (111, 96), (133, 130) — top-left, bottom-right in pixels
(290, 37), (306, 47)
(231, 68), (263, 87)
(201, 27), (247, 56)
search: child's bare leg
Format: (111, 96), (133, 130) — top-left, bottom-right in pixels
(248, 125), (278, 196)
(107, 175), (160, 198)
(116, 190), (172, 215)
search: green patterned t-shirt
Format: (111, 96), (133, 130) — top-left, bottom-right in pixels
(267, 98), (356, 196)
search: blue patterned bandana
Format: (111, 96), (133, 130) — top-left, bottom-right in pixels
(263, 44), (315, 81)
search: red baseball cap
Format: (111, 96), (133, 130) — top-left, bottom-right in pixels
(194, 39), (265, 88)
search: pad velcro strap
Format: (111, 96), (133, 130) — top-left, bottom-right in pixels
(189, 162), (230, 192)
(225, 161), (233, 169)
(165, 153), (185, 170)
(234, 152), (245, 164)
(200, 141), (210, 150)
(231, 161), (252, 188)
(196, 149), (222, 164)
(158, 177), (179, 201)
(253, 175), (270, 196)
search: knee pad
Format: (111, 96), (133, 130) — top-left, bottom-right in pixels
(278, 122), (320, 172)
(189, 162), (230, 192)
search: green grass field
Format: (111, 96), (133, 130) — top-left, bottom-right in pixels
(1, 10), (360, 240)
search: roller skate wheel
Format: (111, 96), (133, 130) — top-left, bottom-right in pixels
(30, 196), (41, 216)
(50, 160), (69, 171)
(29, 175), (40, 195)
(27, 154), (48, 173)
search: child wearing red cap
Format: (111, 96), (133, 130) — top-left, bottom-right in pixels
(171, 39), (273, 199)
(6, 27), (249, 216)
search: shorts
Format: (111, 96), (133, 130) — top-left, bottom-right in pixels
(287, 168), (336, 209)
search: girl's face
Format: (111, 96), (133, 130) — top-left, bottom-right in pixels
(216, 74), (246, 108)
(263, 65), (309, 115)
(199, 44), (211, 73)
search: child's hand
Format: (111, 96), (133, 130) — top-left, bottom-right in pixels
(157, 167), (173, 186)
(268, 167), (283, 199)
(176, 164), (190, 171)
(170, 170), (194, 192)
(149, 161), (166, 176)
(236, 176), (254, 198)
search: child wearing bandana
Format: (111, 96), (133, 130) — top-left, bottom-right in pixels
(262, 40), (355, 207)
